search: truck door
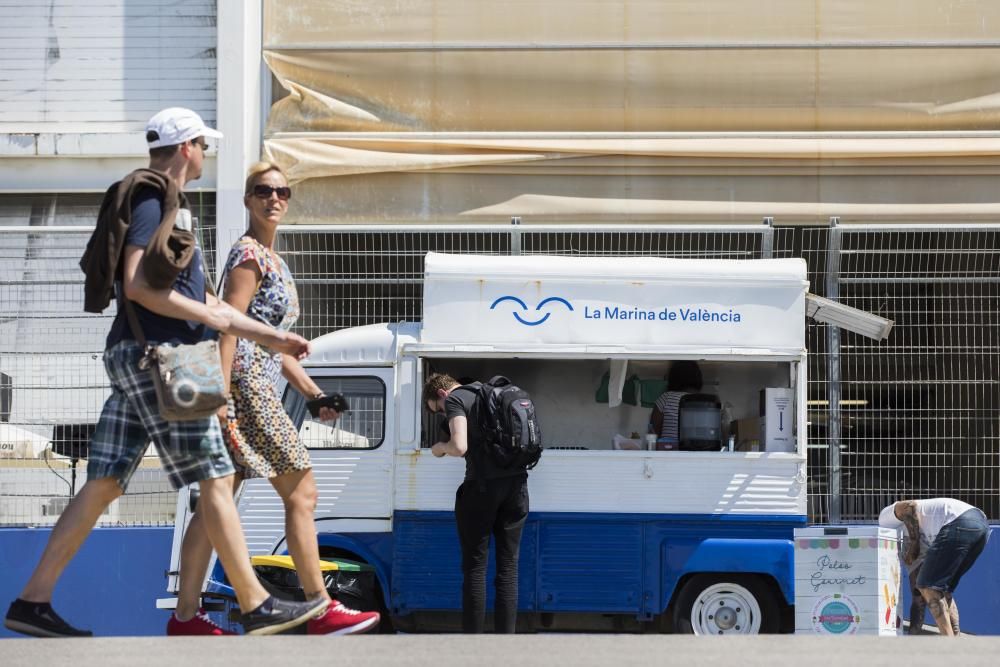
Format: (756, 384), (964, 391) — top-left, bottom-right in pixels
(235, 367), (396, 556)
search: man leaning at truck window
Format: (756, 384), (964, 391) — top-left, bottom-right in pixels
(423, 373), (529, 634)
(879, 497), (990, 637)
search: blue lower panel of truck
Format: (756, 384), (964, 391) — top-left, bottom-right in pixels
(378, 511), (806, 618)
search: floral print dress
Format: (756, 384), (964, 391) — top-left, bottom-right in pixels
(219, 236), (310, 479)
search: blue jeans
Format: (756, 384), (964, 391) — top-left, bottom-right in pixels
(916, 508), (990, 593)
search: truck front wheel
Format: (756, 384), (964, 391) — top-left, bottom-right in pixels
(672, 574), (780, 635)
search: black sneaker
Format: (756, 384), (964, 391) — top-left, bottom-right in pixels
(4, 599), (93, 638)
(240, 596), (329, 636)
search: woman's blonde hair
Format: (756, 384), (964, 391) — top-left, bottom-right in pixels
(244, 161), (288, 196)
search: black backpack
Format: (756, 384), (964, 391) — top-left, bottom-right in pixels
(474, 375), (543, 471)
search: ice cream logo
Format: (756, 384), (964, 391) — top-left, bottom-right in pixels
(812, 594), (861, 635)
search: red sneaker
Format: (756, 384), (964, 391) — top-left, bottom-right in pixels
(167, 609), (236, 636)
(307, 600), (380, 635)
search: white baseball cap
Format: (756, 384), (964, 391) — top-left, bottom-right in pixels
(145, 107), (223, 148)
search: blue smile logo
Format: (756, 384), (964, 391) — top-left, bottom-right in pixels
(490, 296), (574, 326)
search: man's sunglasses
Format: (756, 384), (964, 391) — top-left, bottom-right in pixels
(252, 185), (292, 201)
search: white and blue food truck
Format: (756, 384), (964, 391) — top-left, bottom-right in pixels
(166, 252), (815, 634)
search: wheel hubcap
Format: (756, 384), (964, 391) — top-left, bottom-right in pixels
(713, 604), (738, 630)
(690, 582), (762, 635)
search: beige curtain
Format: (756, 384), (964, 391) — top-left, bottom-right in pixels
(262, 1), (1000, 224)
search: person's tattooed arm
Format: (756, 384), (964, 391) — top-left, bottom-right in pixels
(894, 501), (921, 565)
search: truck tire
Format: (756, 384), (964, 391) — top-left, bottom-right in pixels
(318, 547), (393, 633)
(673, 574), (780, 635)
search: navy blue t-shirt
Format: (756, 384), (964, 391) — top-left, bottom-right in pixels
(105, 187), (212, 348)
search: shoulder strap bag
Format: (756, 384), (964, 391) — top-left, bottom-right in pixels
(123, 232), (228, 422)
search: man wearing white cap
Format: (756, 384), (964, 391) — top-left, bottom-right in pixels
(879, 497), (989, 637)
(5, 108), (329, 638)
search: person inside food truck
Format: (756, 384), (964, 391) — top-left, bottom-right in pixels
(648, 360), (702, 449)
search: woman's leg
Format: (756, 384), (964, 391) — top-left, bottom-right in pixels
(270, 469), (326, 600)
(175, 474), (240, 620)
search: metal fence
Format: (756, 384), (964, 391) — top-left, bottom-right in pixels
(0, 194), (216, 527)
(777, 225), (1000, 523)
(276, 222), (1000, 523)
(1, 217), (997, 525)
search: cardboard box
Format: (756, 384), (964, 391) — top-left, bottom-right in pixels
(760, 387), (795, 452)
(730, 418), (762, 452)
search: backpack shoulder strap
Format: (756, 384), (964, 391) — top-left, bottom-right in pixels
(455, 382), (483, 397)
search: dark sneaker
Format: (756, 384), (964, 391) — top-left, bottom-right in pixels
(4, 599), (93, 638)
(240, 596), (329, 636)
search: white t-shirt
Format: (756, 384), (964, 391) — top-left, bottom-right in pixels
(879, 498), (981, 546)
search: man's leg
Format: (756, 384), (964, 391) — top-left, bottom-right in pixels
(492, 475), (529, 634)
(18, 477), (123, 602)
(908, 585), (927, 634)
(907, 562), (926, 634)
(455, 481), (493, 633)
(945, 593), (959, 635)
(17, 347), (138, 608)
(195, 475), (269, 614)
(918, 587), (954, 636)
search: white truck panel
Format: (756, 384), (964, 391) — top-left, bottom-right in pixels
(395, 450), (806, 516)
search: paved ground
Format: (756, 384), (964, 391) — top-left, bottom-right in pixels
(4, 635), (1000, 667)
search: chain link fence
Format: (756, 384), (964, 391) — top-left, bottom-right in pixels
(0, 193), (216, 527)
(774, 226), (1000, 523)
(2, 215), (997, 525)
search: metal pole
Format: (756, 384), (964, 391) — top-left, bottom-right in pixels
(510, 216), (522, 256)
(825, 217), (843, 524)
(264, 39), (1000, 52)
(761, 217), (774, 258)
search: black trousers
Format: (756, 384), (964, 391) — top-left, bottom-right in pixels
(454, 473), (529, 633)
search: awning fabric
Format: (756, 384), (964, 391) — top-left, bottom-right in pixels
(261, 1), (1000, 224)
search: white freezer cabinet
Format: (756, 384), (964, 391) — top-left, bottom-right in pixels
(794, 525), (902, 636)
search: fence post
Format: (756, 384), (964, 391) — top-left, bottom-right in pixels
(761, 217), (774, 258)
(510, 216), (522, 255)
(825, 217), (843, 523)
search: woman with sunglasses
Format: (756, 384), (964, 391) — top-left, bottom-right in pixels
(168, 163), (380, 636)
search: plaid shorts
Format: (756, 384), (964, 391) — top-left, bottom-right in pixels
(87, 340), (235, 491)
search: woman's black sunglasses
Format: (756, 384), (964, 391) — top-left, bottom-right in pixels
(252, 185), (292, 201)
